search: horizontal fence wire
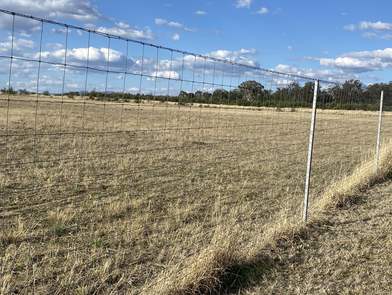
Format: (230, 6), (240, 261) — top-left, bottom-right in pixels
(0, 8), (389, 294)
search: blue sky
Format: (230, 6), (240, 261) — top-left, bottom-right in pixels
(99, 0), (392, 83)
(0, 0), (392, 93)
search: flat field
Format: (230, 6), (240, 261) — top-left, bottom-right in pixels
(0, 95), (389, 293)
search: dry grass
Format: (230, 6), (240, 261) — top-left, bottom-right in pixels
(315, 142), (392, 211)
(1, 95), (391, 294)
(243, 155), (392, 294)
(148, 143), (392, 295)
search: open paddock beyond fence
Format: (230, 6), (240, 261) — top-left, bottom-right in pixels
(1, 94), (390, 293)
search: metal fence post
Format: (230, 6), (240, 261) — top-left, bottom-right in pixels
(376, 90), (384, 172)
(303, 79), (319, 222)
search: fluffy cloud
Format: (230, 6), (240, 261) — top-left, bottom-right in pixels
(313, 48), (392, 73)
(344, 21), (392, 40)
(0, 0), (155, 41)
(91, 23), (153, 40)
(345, 48), (392, 61)
(0, 14), (41, 35)
(154, 18), (194, 32)
(274, 64), (356, 83)
(236, 0), (252, 8)
(320, 57), (384, 72)
(151, 70), (180, 80)
(144, 48), (260, 83)
(172, 33), (180, 41)
(195, 10), (207, 16)
(0, 0), (101, 22)
(0, 36), (34, 53)
(208, 48), (258, 66)
(37, 47), (126, 65)
(359, 21), (392, 31)
(155, 18), (183, 29)
(344, 24), (356, 32)
(257, 7), (269, 15)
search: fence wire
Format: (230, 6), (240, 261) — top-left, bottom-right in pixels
(0, 9), (389, 294)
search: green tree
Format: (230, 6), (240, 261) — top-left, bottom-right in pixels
(1, 87), (16, 95)
(238, 80), (265, 102)
(212, 89), (229, 104)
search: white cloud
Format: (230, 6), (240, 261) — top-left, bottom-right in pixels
(362, 32), (378, 39)
(381, 34), (392, 40)
(36, 46), (129, 69)
(151, 70), (180, 80)
(151, 48), (260, 81)
(236, 0), (252, 8)
(345, 21), (392, 40)
(275, 64), (317, 77)
(344, 24), (356, 32)
(359, 21), (392, 31)
(195, 10), (207, 15)
(344, 21), (392, 38)
(172, 33), (180, 41)
(0, 0), (156, 42)
(320, 57), (384, 72)
(0, 0), (101, 22)
(47, 42), (64, 50)
(274, 64), (355, 82)
(154, 18), (195, 32)
(316, 48), (392, 73)
(208, 48), (258, 66)
(0, 36), (34, 53)
(345, 48), (392, 61)
(257, 7), (269, 15)
(155, 18), (183, 29)
(93, 23), (153, 40)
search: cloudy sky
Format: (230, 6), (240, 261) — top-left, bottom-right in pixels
(0, 0), (391, 94)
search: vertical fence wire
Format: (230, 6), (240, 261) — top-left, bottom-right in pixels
(376, 90), (385, 171)
(4, 13), (15, 162)
(58, 25), (69, 161)
(32, 20), (44, 163)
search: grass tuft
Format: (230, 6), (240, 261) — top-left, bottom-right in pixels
(47, 208), (75, 237)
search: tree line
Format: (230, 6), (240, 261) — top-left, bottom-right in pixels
(3, 79), (392, 111)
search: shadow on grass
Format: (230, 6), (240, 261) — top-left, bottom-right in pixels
(213, 221), (335, 295)
(218, 256), (275, 294)
(216, 191), (379, 294)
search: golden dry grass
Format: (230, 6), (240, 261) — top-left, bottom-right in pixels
(243, 149), (392, 294)
(1, 94), (391, 294)
(149, 142), (392, 295)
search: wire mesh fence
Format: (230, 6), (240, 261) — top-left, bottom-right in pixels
(0, 9), (390, 293)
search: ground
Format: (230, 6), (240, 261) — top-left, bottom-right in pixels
(244, 180), (392, 295)
(1, 95), (391, 293)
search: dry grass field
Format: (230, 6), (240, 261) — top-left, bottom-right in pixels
(0, 94), (391, 294)
(243, 178), (392, 295)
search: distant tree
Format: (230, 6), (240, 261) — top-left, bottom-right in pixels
(326, 80), (365, 109)
(342, 79), (364, 95)
(18, 89), (30, 95)
(238, 80), (265, 102)
(1, 87), (16, 95)
(212, 89), (229, 104)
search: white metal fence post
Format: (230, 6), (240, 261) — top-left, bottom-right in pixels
(303, 79), (319, 222)
(376, 90), (384, 172)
